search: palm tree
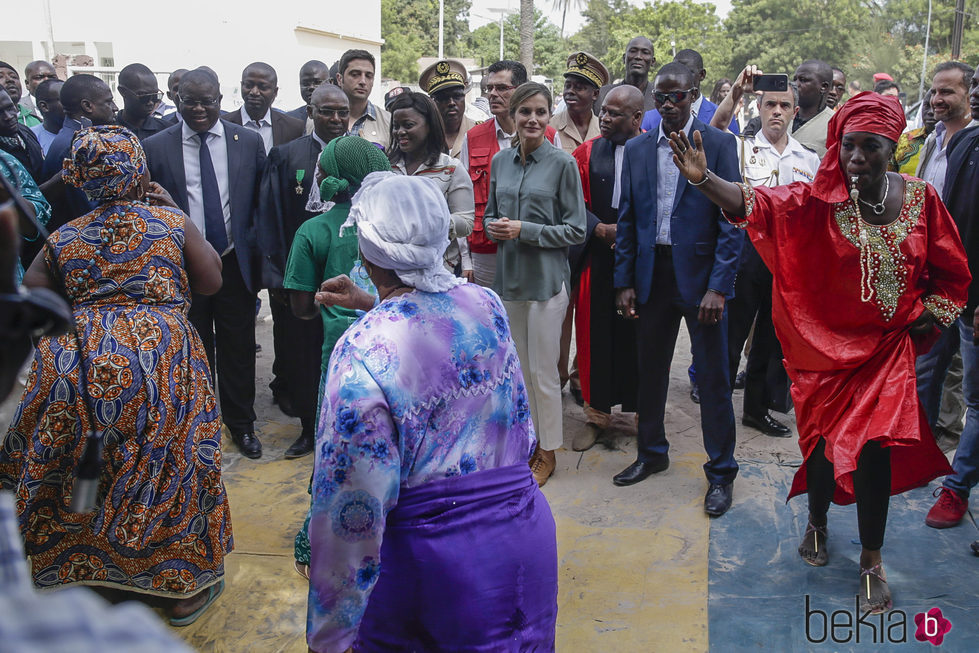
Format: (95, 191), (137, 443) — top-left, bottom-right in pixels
(552, 0), (584, 38)
(520, 0), (534, 75)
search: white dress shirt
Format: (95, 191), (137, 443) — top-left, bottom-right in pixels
(240, 106), (274, 154)
(181, 119), (233, 253)
(738, 130), (820, 188)
(611, 144), (625, 209)
(655, 114), (694, 245)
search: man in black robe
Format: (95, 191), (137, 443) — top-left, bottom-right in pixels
(570, 85), (644, 451)
(257, 83), (349, 458)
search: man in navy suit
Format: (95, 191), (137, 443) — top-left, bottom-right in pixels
(143, 69), (267, 459)
(613, 62), (743, 517)
(641, 49), (739, 135)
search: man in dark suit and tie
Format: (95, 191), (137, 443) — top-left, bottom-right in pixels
(222, 62), (304, 153)
(143, 69), (267, 459)
(613, 62), (743, 517)
(257, 83), (349, 458)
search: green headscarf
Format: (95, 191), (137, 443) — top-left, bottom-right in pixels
(318, 135), (391, 201)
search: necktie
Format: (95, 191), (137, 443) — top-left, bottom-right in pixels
(251, 120), (262, 130)
(195, 131), (229, 254)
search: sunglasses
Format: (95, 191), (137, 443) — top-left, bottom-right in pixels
(120, 86), (164, 104)
(653, 88), (697, 105)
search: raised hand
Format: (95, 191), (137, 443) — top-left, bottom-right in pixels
(669, 130), (708, 184)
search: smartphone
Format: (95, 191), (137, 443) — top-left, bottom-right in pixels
(754, 74), (789, 93)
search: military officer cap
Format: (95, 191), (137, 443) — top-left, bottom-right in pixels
(419, 59), (468, 96)
(564, 51), (609, 88)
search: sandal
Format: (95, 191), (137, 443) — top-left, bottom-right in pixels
(294, 560), (310, 580)
(798, 522), (828, 567)
(859, 563), (893, 614)
(169, 580), (225, 627)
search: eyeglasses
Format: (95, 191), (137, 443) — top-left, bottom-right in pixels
(177, 95), (220, 109)
(485, 84), (516, 93)
(120, 86), (164, 104)
(653, 89), (696, 105)
(312, 107), (350, 119)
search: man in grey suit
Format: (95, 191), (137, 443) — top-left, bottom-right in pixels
(142, 69), (267, 459)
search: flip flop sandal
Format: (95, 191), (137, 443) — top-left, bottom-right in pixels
(859, 563), (893, 614)
(169, 579), (226, 627)
(798, 522), (828, 567)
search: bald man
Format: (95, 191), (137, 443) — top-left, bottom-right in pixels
(160, 68), (188, 126)
(22, 60), (58, 121)
(569, 85), (644, 451)
(256, 82), (350, 458)
(286, 60), (331, 134)
(223, 62), (303, 153)
(115, 63), (168, 141)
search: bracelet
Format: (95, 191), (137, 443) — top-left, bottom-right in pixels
(689, 169), (711, 187)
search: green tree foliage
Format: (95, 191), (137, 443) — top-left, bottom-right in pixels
(569, 0), (630, 64)
(380, 0), (472, 84)
(468, 9), (567, 80)
(724, 0), (871, 77)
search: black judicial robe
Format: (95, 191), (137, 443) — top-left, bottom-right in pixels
(571, 136), (639, 413)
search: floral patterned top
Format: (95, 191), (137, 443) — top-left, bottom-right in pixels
(306, 282), (536, 652)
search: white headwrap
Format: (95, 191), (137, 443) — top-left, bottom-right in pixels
(343, 172), (467, 293)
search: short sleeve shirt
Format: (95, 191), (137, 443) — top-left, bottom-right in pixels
(283, 202), (362, 370)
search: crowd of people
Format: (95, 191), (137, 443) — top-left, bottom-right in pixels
(1, 34), (978, 650)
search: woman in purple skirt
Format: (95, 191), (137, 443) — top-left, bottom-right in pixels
(305, 172), (558, 653)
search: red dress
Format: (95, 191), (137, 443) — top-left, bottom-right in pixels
(729, 177), (970, 504)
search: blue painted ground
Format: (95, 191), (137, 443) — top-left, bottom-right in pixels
(709, 462), (979, 652)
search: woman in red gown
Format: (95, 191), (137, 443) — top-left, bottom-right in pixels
(667, 92), (970, 613)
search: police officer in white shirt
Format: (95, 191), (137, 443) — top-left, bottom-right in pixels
(711, 65), (820, 437)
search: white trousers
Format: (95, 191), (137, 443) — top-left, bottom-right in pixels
(504, 285), (569, 451)
(471, 252), (497, 288)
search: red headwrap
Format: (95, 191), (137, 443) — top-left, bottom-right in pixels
(811, 91), (906, 203)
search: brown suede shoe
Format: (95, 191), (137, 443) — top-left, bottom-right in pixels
(530, 447), (556, 486)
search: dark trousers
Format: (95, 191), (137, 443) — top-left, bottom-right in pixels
(269, 296), (324, 435)
(806, 438), (891, 551)
(189, 250), (257, 435)
(726, 245), (789, 417)
(636, 251), (739, 485)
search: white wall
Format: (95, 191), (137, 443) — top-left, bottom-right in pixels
(0, 0), (383, 109)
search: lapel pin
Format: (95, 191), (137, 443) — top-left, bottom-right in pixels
(233, 134), (239, 141)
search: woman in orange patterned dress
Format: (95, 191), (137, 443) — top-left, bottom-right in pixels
(0, 126), (230, 625)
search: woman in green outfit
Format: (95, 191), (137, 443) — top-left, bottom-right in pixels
(282, 135), (391, 576)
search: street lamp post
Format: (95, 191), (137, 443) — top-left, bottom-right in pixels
(489, 7), (513, 61)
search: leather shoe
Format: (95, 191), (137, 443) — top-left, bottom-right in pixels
(284, 432), (314, 459)
(733, 370), (746, 390)
(704, 483), (733, 517)
(742, 412), (791, 437)
(689, 383), (700, 404)
(613, 457), (669, 486)
(231, 432), (262, 459)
